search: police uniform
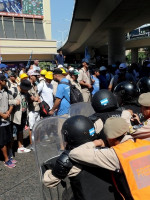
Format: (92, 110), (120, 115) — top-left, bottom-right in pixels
(69, 117), (150, 200)
(78, 67), (91, 102)
(43, 116), (117, 200)
(122, 92), (150, 140)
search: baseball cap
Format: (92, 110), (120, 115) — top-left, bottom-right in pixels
(104, 117), (129, 139)
(119, 63), (127, 70)
(100, 66), (107, 71)
(82, 58), (89, 64)
(0, 74), (7, 81)
(20, 79), (32, 91)
(27, 69), (40, 76)
(70, 69), (79, 76)
(53, 68), (63, 75)
(58, 64), (63, 68)
(138, 92), (150, 107)
(8, 71), (16, 77)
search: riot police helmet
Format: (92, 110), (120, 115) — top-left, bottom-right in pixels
(137, 77), (150, 94)
(61, 115), (97, 149)
(92, 89), (118, 113)
(113, 81), (140, 105)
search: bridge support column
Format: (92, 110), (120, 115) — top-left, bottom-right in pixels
(131, 48), (138, 63)
(108, 28), (125, 65)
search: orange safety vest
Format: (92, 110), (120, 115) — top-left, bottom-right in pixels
(113, 139), (150, 200)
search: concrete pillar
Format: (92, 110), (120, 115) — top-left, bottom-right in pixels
(131, 48), (138, 63)
(43, 0), (51, 40)
(108, 28), (125, 65)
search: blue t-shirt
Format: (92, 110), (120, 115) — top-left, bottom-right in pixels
(56, 78), (70, 116)
(56, 54), (64, 65)
(91, 75), (100, 95)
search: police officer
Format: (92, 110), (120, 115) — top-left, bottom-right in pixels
(69, 117), (150, 200)
(43, 115), (117, 200)
(113, 81), (144, 123)
(137, 76), (150, 94)
(121, 92), (150, 141)
(89, 89), (122, 143)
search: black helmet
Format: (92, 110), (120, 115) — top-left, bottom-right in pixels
(113, 81), (140, 105)
(92, 89), (118, 113)
(61, 115), (97, 149)
(137, 77), (150, 93)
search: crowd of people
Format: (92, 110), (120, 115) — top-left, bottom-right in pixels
(1, 54), (150, 198)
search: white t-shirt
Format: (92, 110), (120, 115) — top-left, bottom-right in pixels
(37, 81), (54, 109)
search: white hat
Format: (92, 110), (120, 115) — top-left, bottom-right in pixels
(28, 69), (40, 76)
(69, 67), (74, 72)
(119, 63), (127, 69)
(58, 64), (63, 68)
(100, 66), (107, 71)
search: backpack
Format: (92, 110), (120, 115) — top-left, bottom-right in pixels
(39, 100), (50, 117)
(59, 81), (83, 104)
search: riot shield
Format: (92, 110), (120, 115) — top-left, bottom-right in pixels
(32, 116), (74, 200)
(69, 102), (95, 117)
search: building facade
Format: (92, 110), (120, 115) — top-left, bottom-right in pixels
(0, 0), (57, 63)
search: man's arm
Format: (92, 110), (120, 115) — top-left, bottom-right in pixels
(69, 141), (120, 171)
(49, 98), (61, 115)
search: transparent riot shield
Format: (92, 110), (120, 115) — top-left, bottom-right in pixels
(32, 116), (74, 200)
(69, 102), (95, 117)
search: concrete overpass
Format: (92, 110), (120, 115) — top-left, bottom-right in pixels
(62, 0), (150, 64)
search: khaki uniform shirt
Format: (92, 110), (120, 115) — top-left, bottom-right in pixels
(78, 68), (91, 93)
(10, 92), (28, 125)
(0, 89), (13, 124)
(69, 135), (133, 171)
(43, 165), (82, 188)
(28, 84), (40, 112)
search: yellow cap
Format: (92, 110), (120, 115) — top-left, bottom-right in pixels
(45, 71), (53, 80)
(60, 68), (67, 74)
(19, 73), (28, 79)
(40, 69), (47, 75)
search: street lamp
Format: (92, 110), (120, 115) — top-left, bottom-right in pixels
(58, 30), (68, 46)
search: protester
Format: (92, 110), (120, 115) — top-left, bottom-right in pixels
(55, 50), (66, 65)
(33, 59), (40, 72)
(49, 68), (70, 117)
(108, 63), (135, 91)
(91, 68), (100, 95)
(27, 69), (40, 149)
(99, 66), (109, 89)
(11, 80), (32, 153)
(39, 69), (47, 83)
(38, 71), (54, 117)
(0, 74), (15, 168)
(70, 69), (82, 92)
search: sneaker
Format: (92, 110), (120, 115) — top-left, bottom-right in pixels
(17, 146), (31, 153)
(27, 144), (33, 151)
(9, 157), (17, 164)
(4, 159), (16, 168)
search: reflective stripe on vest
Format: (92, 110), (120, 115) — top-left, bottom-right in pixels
(113, 139), (150, 200)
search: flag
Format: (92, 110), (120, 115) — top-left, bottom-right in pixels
(26, 51), (33, 69)
(84, 46), (90, 62)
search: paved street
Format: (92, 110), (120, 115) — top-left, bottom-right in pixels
(0, 131), (41, 200)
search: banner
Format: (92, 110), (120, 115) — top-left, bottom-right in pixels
(0, 0), (43, 19)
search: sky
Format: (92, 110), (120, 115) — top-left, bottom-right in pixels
(50, 0), (75, 47)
